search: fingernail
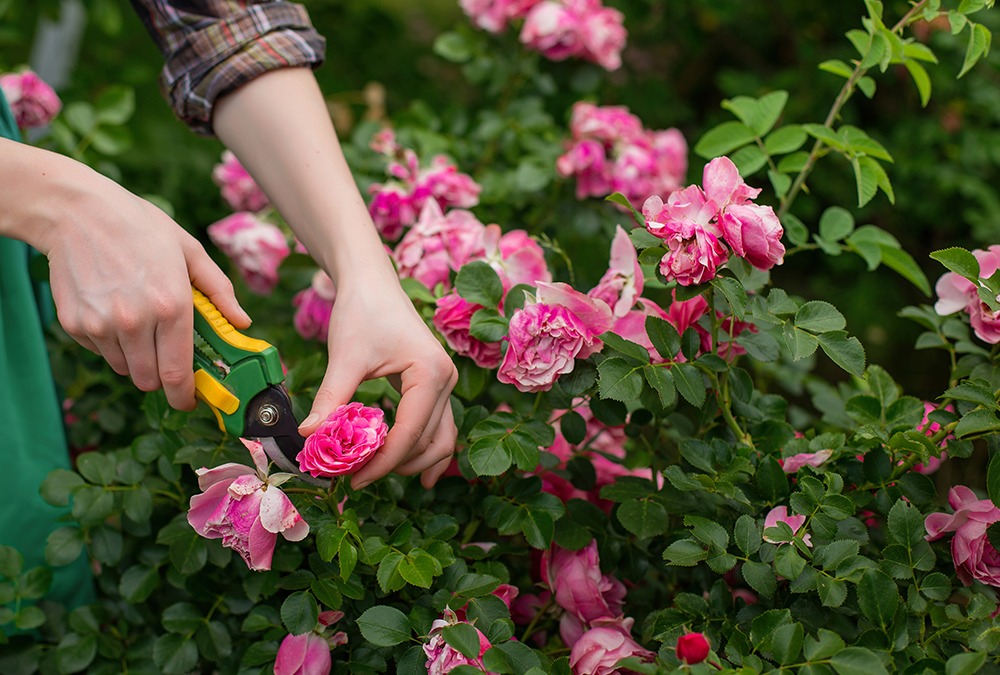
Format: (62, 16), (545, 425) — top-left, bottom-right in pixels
(353, 479), (371, 490)
(239, 306), (252, 324)
(299, 413), (320, 431)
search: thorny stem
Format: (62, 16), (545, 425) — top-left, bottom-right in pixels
(776, 0), (929, 221)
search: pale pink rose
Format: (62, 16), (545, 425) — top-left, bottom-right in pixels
(781, 448), (833, 473)
(926, 486), (1000, 587)
(423, 612), (494, 675)
(483, 226), (553, 288)
(543, 542), (626, 646)
(275, 631), (332, 675)
(297, 403), (388, 478)
(588, 225), (643, 318)
(701, 156), (761, 210)
(520, 1), (584, 61)
(292, 270), (336, 342)
(934, 270), (976, 316)
(369, 128), (399, 155)
(609, 141), (658, 207)
(433, 292), (504, 368)
(368, 183), (416, 241)
(207, 212), (290, 295)
(720, 203), (785, 271)
(498, 283), (613, 392)
(569, 102), (644, 145)
(212, 150), (270, 213)
(0, 70), (61, 129)
(569, 619), (655, 675)
(414, 155), (482, 211)
(763, 506), (811, 547)
(461, 0), (520, 33)
(394, 200), (487, 291)
(579, 5), (627, 71)
(188, 439), (309, 571)
(934, 246), (1000, 343)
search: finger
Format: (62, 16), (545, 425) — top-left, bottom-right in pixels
(299, 356), (368, 436)
(421, 453), (454, 488)
(119, 324), (161, 395)
(154, 296), (197, 411)
(92, 337), (130, 377)
(395, 405), (457, 482)
(183, 237), (252, 329)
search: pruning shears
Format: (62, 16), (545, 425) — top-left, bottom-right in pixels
(191, 286), (323, 485)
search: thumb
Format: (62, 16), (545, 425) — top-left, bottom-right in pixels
(184, 238), (252, 329)
(298, 352), (367, 437)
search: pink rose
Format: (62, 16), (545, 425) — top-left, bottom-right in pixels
(543, 542), (626, 646)
(212, 150), (270, 213)
(483, 226), (553, 288)
(414, 155), (483, 211)
(676, 633), (710, 664)
(498, 282), (613, 392)
(579, 5), (627, 71)
(588, 225), (643, 318)
(781, 448), (833, 473)
(433, 292), (504, 368)
(188, 439), (309, 571)
(0, 70), (61, 129)
(569, 102), (644, 144)
(369, 128), (399, 155)
(763, 506), (811, 547)
(701, 156), (761, 210)
(207, 212), (290, 295)
(423, 612), (493, 675)
(461, 0), (513, 32)
(520, 1), (585, 62)
(368, 183), (416, 241)
(297, 403), (388, 478)
(275, 611), (346, 675)
(925, 485), (1000, 587)
(394, 200), (487, 291)
(292, 271), (336, 342)
(557, 140), (610, 199)
(609, 141), (657, 206)
(649, 129), (688, 196)
(569, 619), (655, 675)
(659, 226), (729, 286)
(719, 203), (785, 271)
(935, 246), (1000, 343)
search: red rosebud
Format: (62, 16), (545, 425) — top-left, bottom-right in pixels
(677, 633), (710, 664)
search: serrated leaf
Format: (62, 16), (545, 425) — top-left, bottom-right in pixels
(795, 301), (847, 333)
(959, 22), (989, 77)
(646, 315), (681, 360)
(694, 121), (756, 158)
(956, 409), (1000, 438)
(643, 365), (676, 407)
(852, 156), (878, 207)
(930, 247), (980, 281)
(597, 358), (643, 402)
(818, 331), (866, 378)
(357, 606), (411, 647)
(672, 363), (706, 407)
(663, 539), (708, 566)
(618, 499), (670, 539)
(742, 560), (777, 597)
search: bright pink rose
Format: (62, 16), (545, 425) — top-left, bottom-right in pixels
(433, 292), (504, 368)
(557, 140), (610, 199)
(925, 485), (1000, 587)
(520, 1), (584, 61)
(414, 155), (483, 211)
(543, 542), (626, 646)
(659, 226), (729, 286)
(212, 150), (270, 213)
(781, 448), (833, 473)
(569, 619), (655, 675)
(368, 183), (416, 241)
(609, 141), (657, 206)
(579, 5), (627, 71)
(483, 226), (553, 288)
(911, 401), (950, 474)
(461, 0), (540, 32)
(720, 203), (785, 271)
(188, 439), (309, 571)
(297, 403), (388, 478)
(207, 212), (290, 295)
(676, 633), (710, 664)
(763, 505), (811, 547)
(498, 282), (613, 392)
(588, 225), (643, 318)
(292, 270), (336, 342)
(423, 612), (493, 675)
(0, 70), (61, 129)
(394, 200), (487, 291)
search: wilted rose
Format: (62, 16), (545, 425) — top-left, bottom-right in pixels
(297, 403), (388, 478)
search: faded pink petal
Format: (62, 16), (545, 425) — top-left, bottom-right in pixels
(588, 225), (643, 318)
(569, 620), (654, 675)
(763, 505), (811, 547)
(781, 449), (833, 473)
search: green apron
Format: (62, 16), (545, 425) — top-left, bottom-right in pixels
(0, 92), (95, 614)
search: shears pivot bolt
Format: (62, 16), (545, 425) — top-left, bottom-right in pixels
(258, 404), (279, 426)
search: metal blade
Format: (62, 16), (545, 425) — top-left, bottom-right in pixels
(254, 436), (327, 487)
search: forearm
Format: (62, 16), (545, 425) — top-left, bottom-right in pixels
(212, 67), (395, 289)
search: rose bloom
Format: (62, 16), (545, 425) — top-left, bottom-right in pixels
(483, 225), (553, 289)
(413, 155), (483, 211)
(569, 619), (655, 675)
(292, 270), (336, 342)
(579, 5), (627, 71)
(543, 541), (627, 646)
(0, 70), (61, 129)
(212, 150), (270, 213)
(934, 245), (1000, 343)
(188, 439), (309, 571)
(274, 612), (345, 675)
(643, 186), (728, 287)
(394, 200), (487, 291)
(423, 612), (494, 675)
(368, 182), (417, 241)
(207, 212), (290, 295)
(433, 292), (504, 368)
(369, 127), (399, 155)
(297, 403), (388, 478)
(520, 1), (585, 62)
(763, 505), (812, 547)
(659, 226), (729, 286)
(569, 101), (644, 145)
(498, 282), (613, 392)
(676, 633), (710, 664)
(588, 225), (643, 318)
(925, 485), (1000, 587)
(719, 203), (785, 271)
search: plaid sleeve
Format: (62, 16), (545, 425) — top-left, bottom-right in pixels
(129, 0), (326, 136)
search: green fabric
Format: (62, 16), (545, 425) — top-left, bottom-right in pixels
(0, 91), (95, 614)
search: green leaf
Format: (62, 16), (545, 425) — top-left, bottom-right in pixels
(818, 576), (848, 607)
(990, 447), (1000, 510)
(802, 124), (846, 151)
(521, 508), (555, 549)
(72, 485), (114, 526)
(888, 500), (925, 548)
(600, 332), (651, 365)
(153, 634), (199, 675)
(819, 59), (855, 78)
(730, 145), (768, 176)
(162, 603), (204, 634)
(819, 207), (855, 242)
(617, 499), (670, 539)
(598, 357), (643, 402)
(880, 246), (930, 296)
(857, 569), (899, 627)
(456, 261), (504, 308)
(433, 31), (472, 63)
(852, 156), (878, 207)
(0, 546), (22, 580)
(946, 652), (987, 675)
(765, 125), (808, 155)
(804, 629), (847, 661)
(905, 60), (932, 107)
(712, 276), (748, 318)
(90, 126), (132, 155)
(40, 469), (85, 507)
(16, 567), (51, 600)
(95, 85), (135, 125)
(46, 527), (86, 567)
(694, 121), (756, 158)
(123, 486), (153, 522)
(169, 529), (207, 575)
(646, 315), (681, 360)
(197, 621), (232, 662)
(56, 633), (98, 674)
(281, 591), (319, 636)
(119, 564), (158, 603)
(742, 560), (777, 597)
(956, 409), (1000, 438)
(740, 90), (788, 136)
(469, 308), (509, 343)
(734, 515), (762, 556)
(831, 649), (889, 675)
(663, 539), (708, 567)
(930, 247), (980, 281)
(495, 640), (542, 674)
(769, 169), (792, 198)
(643, 365), (676, 407)
(673, 363), (706, 407)
(959, 23), (989, 77)
(357, 606), (412, 647)
(606, 192), (646, 227)
(818, 331), (866, 378)
(795, 301), (846, 333)
(857, 76), (876, 99)
(772, 622), (804, 666)
(775, 545), (806, 580)
(469, 436), (512, 476)
(443, 623), (483, 660)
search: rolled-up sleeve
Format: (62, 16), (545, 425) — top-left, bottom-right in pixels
(129, 0), (326, 136)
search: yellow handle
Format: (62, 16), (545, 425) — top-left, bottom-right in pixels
(192, 287), (271, 354)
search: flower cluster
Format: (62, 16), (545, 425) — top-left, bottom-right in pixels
(292, 270), (337, 342)
(461, 0), (627, 71)
(368, 130), (481, 241)
(934, 245), (1000, 343)
(297, 403), (388, 478)
(0, 70), (61, 129)
(925, 486), (1000, 587)
(557, 102), (687, 208)
(643, 156), (784, 286)
(207, 212), (291, 295)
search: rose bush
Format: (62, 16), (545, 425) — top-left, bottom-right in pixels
(4, 3), (1000, 675)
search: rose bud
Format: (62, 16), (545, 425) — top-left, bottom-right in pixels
(676, 633), (710, 664)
